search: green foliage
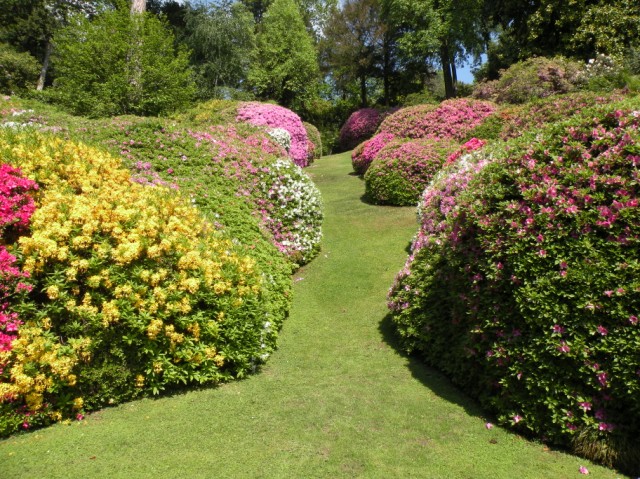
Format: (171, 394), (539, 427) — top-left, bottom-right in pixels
(303, 121), (322, 159)
(51, 5), (195, 117)
(0, 43), (40, 94)
(184, 1), (256, 100)
(249, 0), (320, 109)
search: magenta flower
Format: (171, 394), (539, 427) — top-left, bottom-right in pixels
(578, 465), (589, 474)
(596, 325), (608, 336)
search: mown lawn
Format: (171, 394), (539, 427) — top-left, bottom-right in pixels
(0, 152), (626, 478)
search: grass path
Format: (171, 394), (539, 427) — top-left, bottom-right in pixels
(0, 152), (623, 478)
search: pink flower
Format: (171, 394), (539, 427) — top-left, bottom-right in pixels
(485, 422), (493, 429)
(579, 465), (589, 474)
(629, 315), (638, 325)
(578, 401), (591, 411)
(513, 414), (522, 423)
(596, 325), (608, 336)
(76, 413), (85, 421)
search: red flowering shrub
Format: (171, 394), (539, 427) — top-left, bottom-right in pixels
(364, 139), (456, 206)
(236, 102), (310, 167)
(377, 99), (496, 141)
(388, 100), (640, 474)
(339, 108), (394, 151)
(351, 132), (395, 175)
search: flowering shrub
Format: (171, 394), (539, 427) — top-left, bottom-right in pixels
(267, 128), (292, 152)
(377, 99), (496, 141)
(351, 132), (395, 175)
(257, 159), (323, 263)
(472, 56), (585, 104)
(467, 92), (627, 142)
(0, 164), (37, 357)
(446, 138), (487, 165)
(93, 120), (322, 265)
(0, 131), (287, 436)
(303, 121), (322, 161)
(387, 101), (640, 473)
(364, 139), (456, 206)
(338, 108), (392, 151)
(237, 102), (310, 167)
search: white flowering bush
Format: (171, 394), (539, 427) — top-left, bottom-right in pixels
(258, 158), (323, 264)
(268, 128), (291, 152)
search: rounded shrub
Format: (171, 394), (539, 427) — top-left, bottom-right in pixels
(351, 132), (395, 175)
(236, 102), (310, 167)
(338, 108), (390, 151)
(364, 138), (456, 206)
(378, 99), (496, 141)
(472, 56), (584, 104)
(388, 100), (640, 474)
(0, 131), (288, 436)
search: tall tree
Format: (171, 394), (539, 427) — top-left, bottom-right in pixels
(248, 0), (320, 108)
(52, 3), (194, 116)
(389, 0), (484, 98)
(321, 0), (386, 106)
(483, 0), (640, 74)
(184, 0), (256, 99)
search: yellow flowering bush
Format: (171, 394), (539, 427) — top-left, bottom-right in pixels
(0, 131), (281, 435)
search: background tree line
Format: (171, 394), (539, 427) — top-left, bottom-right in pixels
(1, 0), (639, 147)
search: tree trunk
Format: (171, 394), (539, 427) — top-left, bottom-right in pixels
(440, 41), (455, 99)
(36, 39), (53, 91)
(450, 53), (457, 96)
(382, 32), (391, 106)
(360, 74), (367, 107)
(131, 0), (146, 14)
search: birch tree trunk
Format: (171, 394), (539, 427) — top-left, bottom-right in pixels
(36, 39), (53, 91)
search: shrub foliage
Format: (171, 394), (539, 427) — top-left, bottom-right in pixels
(387, 100), (640, 473)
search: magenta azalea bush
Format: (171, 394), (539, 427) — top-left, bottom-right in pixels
(237, 102), (310, 167)
(377, 99), (496, 141)
(364, 139), (456, 206)
(388, 100), (640, 474)
(339, 108), (393, 151)
(0, 165), (37, 354)
(351, 132), (395, 175)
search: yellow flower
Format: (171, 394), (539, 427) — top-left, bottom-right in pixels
(72, 397), (84, 410)
(135, 375), (145, 388)
(46, 285), (60, 300)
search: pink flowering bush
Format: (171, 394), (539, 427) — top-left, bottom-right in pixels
(0, 164), (37, 350)
(364, 139), (456, 206)
(377, 99), (496, 141)
(351, 132), (395, 175)
(388, 100), (640, 474)
(237, 102), (310, 167)
(339, 108), (394, 151)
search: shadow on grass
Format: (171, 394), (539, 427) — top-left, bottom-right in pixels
(377, 312), (488, 421)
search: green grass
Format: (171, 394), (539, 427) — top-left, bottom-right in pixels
(0, 152), (627, 478)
